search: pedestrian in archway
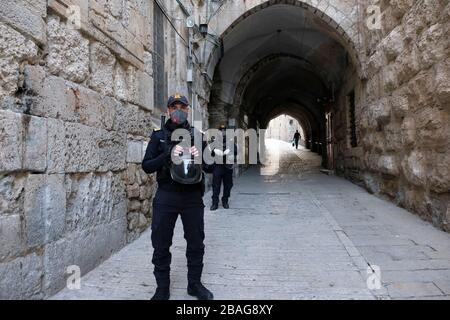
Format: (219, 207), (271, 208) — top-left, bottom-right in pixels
(293, 130), (301, 149)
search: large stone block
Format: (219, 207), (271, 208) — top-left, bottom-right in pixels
(20, 252), (44, 299)
(0, 57), (20, 101)
(72, 86), (118, 131)
(24, 174), (66, 248)
(0, 21), (38, 99)
(0, 254), (43, 299)
(417, 23), (447, 69)
(408, 72), (437, 110)
(381, 63), (399, 93)
(428, 151), (450, 194)
(401, 150), (427, 187)
(389, 0), (415, 19)
(114, 63), (128, 101)
(400, 116), (416, 147)
(27, 74), (76, 119)
(434, 58), (450, 108)
(125, 164), (137, 185)
(111, 177), (127, 222)
(23, 166), (46, 248)
(377, 155), (399, 176)
(127, 140), (143, 163)
(64, 122), (100, 172)
(0, 174), (26, 216)
(28, 73), (118, 131)
(381, 25), (405, 62)
(47, 118), (66, 174)
(143, 51), (153, 76)
(89, 42), (116, 96)
(395, 44), (421, 85)
(113, 102), (153, 136)
(383, 122), (403, 152)
(390, 90), (409, 118)
(0, 214), (24, 261)
(64, 122), (126, 173)
(23, 64), (45, 96)
(47, 15), (89, 83)
(0, 1), (46, 44)
(43, 237), (75, 296)
(366, 98), (391, 125)
(71, 219), (126, 275)
(44, 175), (66, 243)
(0, 259), (22, 299)
(43, 207), (127, 297)
(65, 172), (126, 232)
(415, 106), (450, 148)
(0, 110), (23, 172)
(17, 0), (47, 18)
(126, 67), (154, 111)
(23, 115), (47, 172)
(135, 71), (154, 111)
(98, 130), (127, 172)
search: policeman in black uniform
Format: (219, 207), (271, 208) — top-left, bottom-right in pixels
(210, 125), (237, 211)
(142, 94), (213, 300)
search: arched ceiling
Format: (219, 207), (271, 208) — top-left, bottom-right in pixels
(214, 4), (350, 107)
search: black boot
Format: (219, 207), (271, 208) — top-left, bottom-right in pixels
(187, 282), (214, 300)
(151, 287), (170, 300)
(210, 203), (219, 211)
(222, 199), (229, 209)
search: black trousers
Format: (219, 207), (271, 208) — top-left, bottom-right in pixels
(212, 165), (233, 204)
(294, 139), (299, 149)
(151, 188), (205, 287)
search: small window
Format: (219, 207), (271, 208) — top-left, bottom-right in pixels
(348, 91), (357, 148)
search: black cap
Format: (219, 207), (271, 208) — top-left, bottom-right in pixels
(167, 93), (189, 107)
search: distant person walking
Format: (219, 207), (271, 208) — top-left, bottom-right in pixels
(293, 130), (301, 149)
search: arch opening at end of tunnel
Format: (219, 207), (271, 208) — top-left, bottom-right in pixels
(207, 1), (361, 172)
(266, 114), (307, 148)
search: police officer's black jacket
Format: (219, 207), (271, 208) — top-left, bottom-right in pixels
(142, 119), (208, 193)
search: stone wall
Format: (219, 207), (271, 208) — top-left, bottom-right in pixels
(335, 0), (450, 231)
(0, 0), (160, 299)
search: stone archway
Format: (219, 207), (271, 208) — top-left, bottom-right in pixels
(204, 0), (365, 82)
(205, 1), (360, 169)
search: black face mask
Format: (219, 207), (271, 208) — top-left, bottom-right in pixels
(170, 109), (188, 125)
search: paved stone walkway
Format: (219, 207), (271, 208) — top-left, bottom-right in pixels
(53, 140), (450, 300)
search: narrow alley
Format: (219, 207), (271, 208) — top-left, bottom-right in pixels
(53, 140), (450, 300)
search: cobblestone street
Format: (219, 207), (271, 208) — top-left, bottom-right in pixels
(53, 140), (450, 300)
